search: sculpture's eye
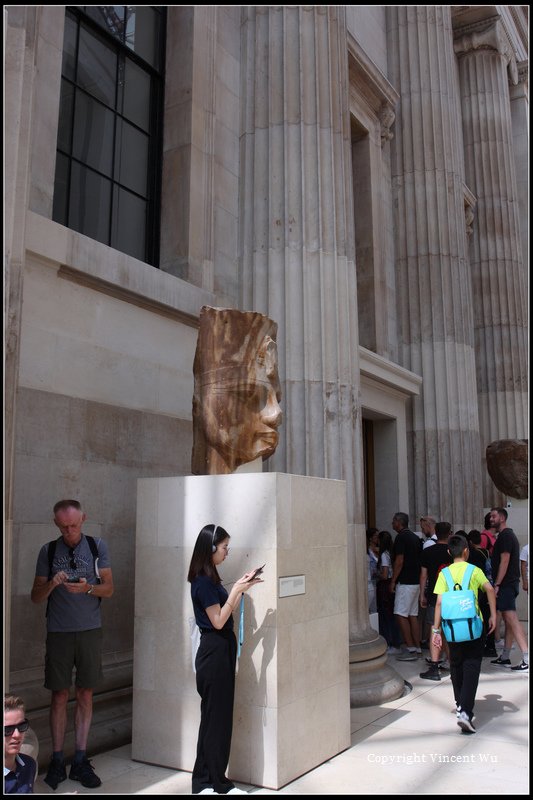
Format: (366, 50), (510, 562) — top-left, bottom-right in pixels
(233, 383), (267, 410)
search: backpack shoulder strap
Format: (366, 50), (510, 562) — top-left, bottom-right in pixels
(84, 535), (101, 581)
(47, 537), (62, 578)
(462, 563), (475, 589)
(441, 566), (455, 592)
(85, 534), (98, 559)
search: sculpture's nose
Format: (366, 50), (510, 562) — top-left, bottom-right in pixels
(262, 389), (282, 429)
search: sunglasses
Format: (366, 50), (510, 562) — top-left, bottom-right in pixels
(4, 719), (30, 736)
(69, 547), (77, 571)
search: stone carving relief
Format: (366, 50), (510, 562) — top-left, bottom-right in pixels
(379, 103), (395, 145)
(464, 204), (474, 236)
(486, 439), (528, 500)
(192, 306), (283, 475)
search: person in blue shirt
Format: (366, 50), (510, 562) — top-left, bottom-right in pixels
(31, 499), (114, 790)
(4, 695), (36, 794)
(188, 524), (262, 795)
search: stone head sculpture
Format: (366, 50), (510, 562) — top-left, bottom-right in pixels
(192, 306), (283, 475)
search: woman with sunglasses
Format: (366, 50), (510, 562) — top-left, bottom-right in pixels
(4, 695), (36, 794)
(187, 524), (263, 795)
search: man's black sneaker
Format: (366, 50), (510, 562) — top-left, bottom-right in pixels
(44, 758), (67, 790)
(69, 757), (102, 788)
(490, 655), (511, 667)
(510, 660), (528, 671)
(420, 666), (441, 681)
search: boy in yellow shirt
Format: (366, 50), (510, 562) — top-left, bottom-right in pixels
(432, 534), (496, 734)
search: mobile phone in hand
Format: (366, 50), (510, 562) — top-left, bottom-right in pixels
(248, 564), (265, 581)
(67, 577), (80, 583)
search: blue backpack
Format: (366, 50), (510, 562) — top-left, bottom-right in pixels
(440, 564), (483, 643)
(478, 547), (493, 585)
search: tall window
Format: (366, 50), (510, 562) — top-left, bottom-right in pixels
(53, 6), (165, 266)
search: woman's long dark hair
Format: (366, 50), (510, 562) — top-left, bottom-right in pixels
(187, 524), (230, 585)
(377, 530), (393, 572)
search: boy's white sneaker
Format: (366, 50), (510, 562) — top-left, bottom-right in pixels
(457, 710), (476, 734)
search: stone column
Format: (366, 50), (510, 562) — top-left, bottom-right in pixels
(240, 6), (403, 705)
(387, 6), (483, 527)
(509, 61), (529, 286)
(453, 17), (528, 506)
(4, 5), (41, 691)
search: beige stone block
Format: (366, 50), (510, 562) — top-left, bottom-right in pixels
(132, 619), (156, 692)
(135, 480), (159, 547)
(277, 683), (350, 787)
(133, 473), (350, 788)
(134, 545), (183, 621)
(132, 689), (199, 770)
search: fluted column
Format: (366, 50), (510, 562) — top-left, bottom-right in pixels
(387, 6), (483, 527)
(240, 6), (403, 705)
(454, 18), (528, 506)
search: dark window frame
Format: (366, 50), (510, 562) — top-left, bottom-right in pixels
(53, 6), (166, 267)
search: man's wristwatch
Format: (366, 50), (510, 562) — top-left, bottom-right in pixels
(86, 586), (94, 595)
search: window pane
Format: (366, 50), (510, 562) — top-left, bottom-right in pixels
(63, 12), (78, 81)
(53, 152), (69, 225)
(111, 186), (146, 260)
(124, 7), (161, 69)
(69, 162), (112, 244)
(57, 79), (75, 153)
(114, 118), (148, 195)
(78, 24), (117, 107)
(73, 91), (115, 176)
(119, 58), (151, 131)
(82, 6), (126, 42)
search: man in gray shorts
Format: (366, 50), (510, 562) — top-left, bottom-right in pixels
(489, 507), (528, 672)
(389, 512), (422, 660)
(31, 500), (114, 789)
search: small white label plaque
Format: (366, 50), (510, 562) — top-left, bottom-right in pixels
(279, 575), (306, 598)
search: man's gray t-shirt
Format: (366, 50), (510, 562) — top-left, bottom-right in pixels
(35, 535), (110, 633)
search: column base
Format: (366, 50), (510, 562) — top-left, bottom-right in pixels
(349, 633), (405, 707)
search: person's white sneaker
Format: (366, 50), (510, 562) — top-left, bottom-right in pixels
(457, 710), (476, 734)
(227, 788), (248, 794)
(198, 789), (216, 795)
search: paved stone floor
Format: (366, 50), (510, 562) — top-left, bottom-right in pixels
(34, 651), (529, 795)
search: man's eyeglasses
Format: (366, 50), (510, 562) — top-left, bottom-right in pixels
(69, 548), (77, 571)
(4, 719), (30, 736)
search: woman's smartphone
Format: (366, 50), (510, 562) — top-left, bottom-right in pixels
(248, 564), (265, 581)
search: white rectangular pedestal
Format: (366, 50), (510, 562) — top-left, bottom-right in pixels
(132, 472), (350, 789)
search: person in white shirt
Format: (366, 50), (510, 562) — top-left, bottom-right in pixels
(520, 543), (528, 593)
(420, 516), (438, 549)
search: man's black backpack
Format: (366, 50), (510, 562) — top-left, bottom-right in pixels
(46, 535), (101, 614)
